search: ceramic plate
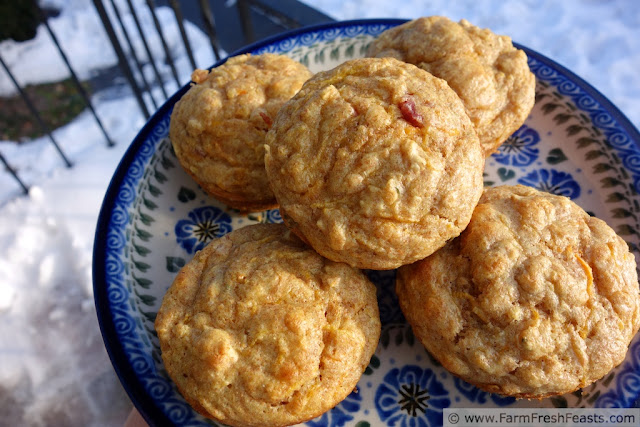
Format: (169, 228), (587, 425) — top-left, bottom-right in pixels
(94, 19), (640, 426)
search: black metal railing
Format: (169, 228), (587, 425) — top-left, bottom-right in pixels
(0, 0), (331, 200)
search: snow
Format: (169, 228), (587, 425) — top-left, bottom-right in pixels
(0, 0), (638, 425)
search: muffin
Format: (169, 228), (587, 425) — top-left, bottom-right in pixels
(265, 57), (484, 270)
(155, 223), (381, 426)
(169, 53), (312, 211)
(396, 185), (640, 398)
(368, 16), (535, 155)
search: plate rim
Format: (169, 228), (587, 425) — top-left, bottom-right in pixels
(92, 18), (640, 427)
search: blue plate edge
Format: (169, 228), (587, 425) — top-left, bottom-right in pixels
(91, 18), (640, 427)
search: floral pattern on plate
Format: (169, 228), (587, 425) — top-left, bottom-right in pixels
(93, 19), (640, 427)
(493, 124), (541, 167)
(375, 365), (450, 426)
(175, 206), (232, 254)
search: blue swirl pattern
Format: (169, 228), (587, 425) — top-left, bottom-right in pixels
(104, 113), (208, 426)
(251, 23), (394, 55)
(527, 56), (640, 193)
(264, 208), (283, 223)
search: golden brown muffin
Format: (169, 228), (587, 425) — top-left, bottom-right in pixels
(368, 16), (535, 156)
(155, 223), (381, 427)
(265, 57), (484, 270)
(396, 185), (640, 398)
(169, 54), (312, 211)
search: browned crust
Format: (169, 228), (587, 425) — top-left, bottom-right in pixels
(396, 185), (640, 398)
(155, 223), (381, 426)
(169, 53), (312, 212)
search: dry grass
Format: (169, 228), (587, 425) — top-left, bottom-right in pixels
(0, 78), (88, 142)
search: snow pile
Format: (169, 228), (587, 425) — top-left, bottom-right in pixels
(0, 0), (217, 206)
(0, 0), (214, 424)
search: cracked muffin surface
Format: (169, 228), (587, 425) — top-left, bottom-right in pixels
(155, 223), (381, 427)
(368, 16), (535, 155)
(169, 53), (312, 211)
(265, 57), (484, 270)
(396, 185), (640, 398)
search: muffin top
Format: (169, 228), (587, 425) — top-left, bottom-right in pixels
(169, 53), (312, 211)
(396, 185), (640, 398)
(368, 16), (535, 155)
(265, 57), (484, 270)
(155, 223), (381, 426)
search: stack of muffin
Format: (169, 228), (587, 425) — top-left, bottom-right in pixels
(155, 16), (640, 427)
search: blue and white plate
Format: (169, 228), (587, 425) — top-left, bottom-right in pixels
(93, 19), (640, 426)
